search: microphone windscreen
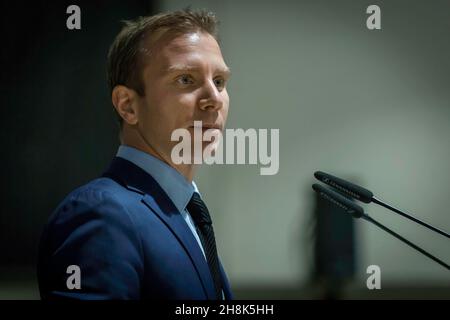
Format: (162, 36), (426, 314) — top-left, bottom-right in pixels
(314, 171), (373, 203)
(312, 183), (365, 218)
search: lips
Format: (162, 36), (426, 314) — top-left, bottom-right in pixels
(202, 124), (221, 130)
(190, 123), (221, 130)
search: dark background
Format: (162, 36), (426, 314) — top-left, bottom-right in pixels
(1, 0), (154, 274)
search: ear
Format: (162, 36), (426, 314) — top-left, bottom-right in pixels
(111, 85), (139, 125)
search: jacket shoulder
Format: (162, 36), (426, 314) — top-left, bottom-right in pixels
(38, 177), (145, 299)
(51, 177), (132, 218)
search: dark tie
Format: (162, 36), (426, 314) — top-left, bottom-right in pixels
(187, 192), (223, 300)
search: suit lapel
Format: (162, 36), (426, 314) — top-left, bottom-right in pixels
(218, 258), (233, 300)
(141, 194), (217, 299)
(102, 157), (216, 300)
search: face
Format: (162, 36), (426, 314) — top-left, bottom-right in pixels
(135, 31), (230, 164)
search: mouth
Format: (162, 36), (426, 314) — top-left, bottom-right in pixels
(189, 123), (222, 131)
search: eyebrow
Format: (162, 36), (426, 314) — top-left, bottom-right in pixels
(166, 64), (231, 77)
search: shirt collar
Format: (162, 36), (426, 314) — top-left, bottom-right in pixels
(116, 145), (198, 213)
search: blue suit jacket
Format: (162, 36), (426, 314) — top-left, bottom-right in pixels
(37, 157), (233, 300)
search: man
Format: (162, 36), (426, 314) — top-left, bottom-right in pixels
(37, 9), (233, 300)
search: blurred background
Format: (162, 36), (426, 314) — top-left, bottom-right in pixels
(1, 0), (449, 299)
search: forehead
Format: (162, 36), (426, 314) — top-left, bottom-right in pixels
(143, 31), (229, 75)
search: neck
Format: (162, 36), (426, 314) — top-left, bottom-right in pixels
(121, 127), (197, 182)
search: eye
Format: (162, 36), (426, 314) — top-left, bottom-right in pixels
(214, 77), (226, 90)
(176, 74), (194, 85)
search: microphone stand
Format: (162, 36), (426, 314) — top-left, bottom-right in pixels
(372, 197), (450, 239)
(362, 214), (449, 270)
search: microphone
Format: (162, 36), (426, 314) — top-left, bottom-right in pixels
(314, 171), (450, 239)
(312, 184), (450, 271)
(312, 183), (364, 218)
(314, 171), (373, 203)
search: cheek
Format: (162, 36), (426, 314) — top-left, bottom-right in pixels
(176, 92), (198, 110)
(221, 92), (230, 119)
(169, 91), (199, 122)
(145, 89), (197, 128)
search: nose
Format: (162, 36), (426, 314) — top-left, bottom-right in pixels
(198, 79), (223, 111)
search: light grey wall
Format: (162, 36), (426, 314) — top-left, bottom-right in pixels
(159, 0), (450, 288)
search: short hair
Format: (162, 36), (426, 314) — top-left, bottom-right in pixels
(106, 9), (220, 127)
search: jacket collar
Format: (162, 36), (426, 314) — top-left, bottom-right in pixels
(116, 145), (196, 214)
